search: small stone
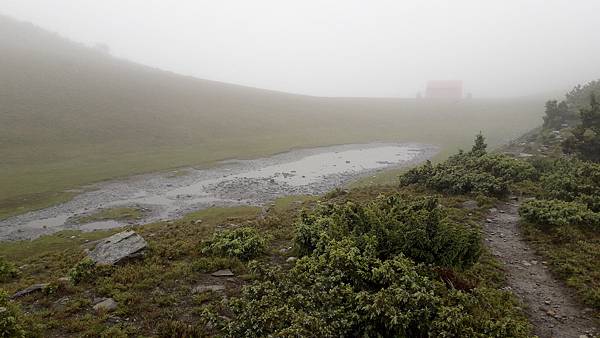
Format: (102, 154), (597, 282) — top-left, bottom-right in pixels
(499, 210), (505, 213)
(522, 260), (532, 267)
(531, 260), (538, 265)
(544, 300), (551, 305)
(194, 219), (203, 225)
(211, 269), (234, 277)
(192, 285), (225, 294)
(489, 208), (498, 213)
(579, 335), (588, 338)
(286, 257), (298, 263)
(93, 298), (117, 312)
(486, 219), (493, 223)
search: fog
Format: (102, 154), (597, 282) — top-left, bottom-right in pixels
(2, 0), (600, 97)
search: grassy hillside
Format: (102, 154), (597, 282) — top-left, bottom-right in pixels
(0, 15), (546, 218)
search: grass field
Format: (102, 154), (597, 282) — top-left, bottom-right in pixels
(0, 15), (548, 219)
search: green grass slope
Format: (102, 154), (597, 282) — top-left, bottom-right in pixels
(0, 15), (546, 218)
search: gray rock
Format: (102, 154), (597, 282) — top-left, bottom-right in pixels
(11, 283), (49, 299)
(461, 200), (478, 210)
(211, 269), (234, 277)
(88, 231), (147, 265)
(286, 257), (298, 263)
(93, 298), (117, 312)
(192, 285), (225, 293)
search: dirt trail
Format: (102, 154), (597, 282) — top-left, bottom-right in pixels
(483, 201), (598, 338)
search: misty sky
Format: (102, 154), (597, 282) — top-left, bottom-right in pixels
(2, 0), (600, 98)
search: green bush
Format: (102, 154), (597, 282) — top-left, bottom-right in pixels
(295, 195), (481, 269)
(535, 158), (600, 211)
(223, 247), (529, 337)
(401, 142), (535, 197)
(0, 257), (18, 283)
(519, 199), (599, 229)
(201, 227), (268, 261)
(68, 258), (97, 284)
(0, 291), (27, 338)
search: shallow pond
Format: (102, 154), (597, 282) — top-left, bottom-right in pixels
(0, 143), (437, 241)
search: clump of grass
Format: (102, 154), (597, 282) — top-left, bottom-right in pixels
(191, 257), (243, 273)
(201, 227), (269, 261)
(68, 258), (97, 284)
(0, 257), (18, 282)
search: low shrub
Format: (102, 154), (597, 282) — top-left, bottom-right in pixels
(295, 195), (481, 269)
(201, 227), (268, 261)
(400, 137), (535, 197)
(223, 250), (529, 337)
(68, 258), (97, 284)
(0, 291), (27, 338)
(535, 158), (600, 211)
(0, 257), (18, 283)
(519, 199), (600, 229)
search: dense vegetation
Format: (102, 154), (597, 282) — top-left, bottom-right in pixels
(219, 195), (531, 337)
(400, 135), (535, 197)
(563, 94), (600, 162)
(0, 186), (534, 336)
(294, 195), (480, 268)
(401, 98), (600, 311)
(200, 227), (268, 261)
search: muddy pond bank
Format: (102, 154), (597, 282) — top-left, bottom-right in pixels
(0, 143), (437, 241)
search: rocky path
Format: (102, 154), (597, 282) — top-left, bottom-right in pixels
(483, 201), (598, 338)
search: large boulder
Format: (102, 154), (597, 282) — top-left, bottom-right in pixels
(88, 230), (147, 265)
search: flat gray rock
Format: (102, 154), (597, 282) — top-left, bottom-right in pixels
(192, 285), (225, 293)
(211, 269), (234, 277)
(88, 231), (147, 265)
(93, 298), (117, 312)
(11, 283), (49, 299)
(461, 200), (478, 210)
